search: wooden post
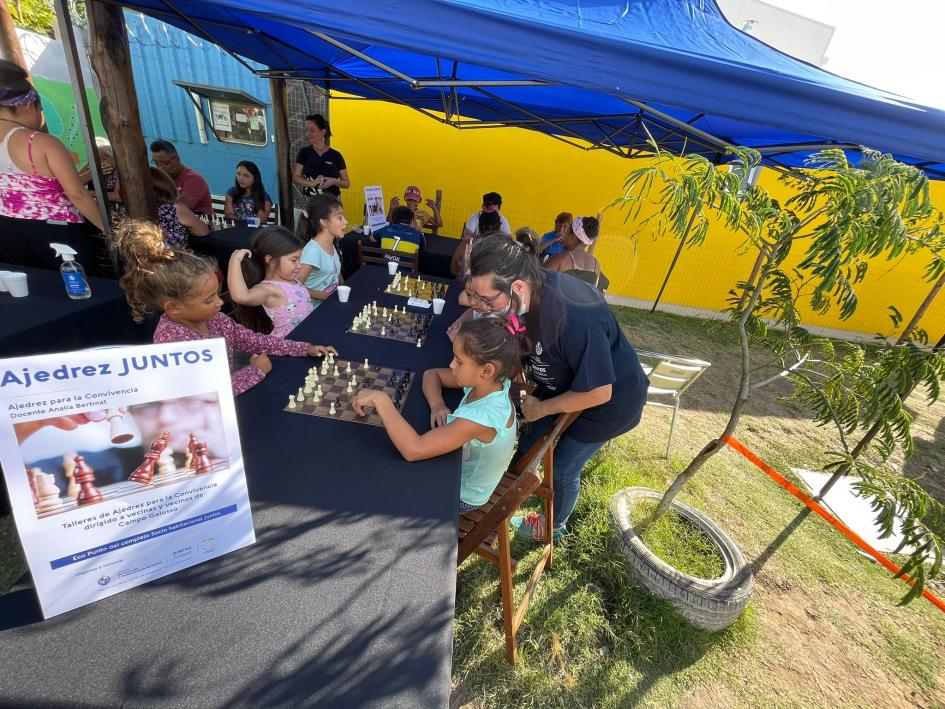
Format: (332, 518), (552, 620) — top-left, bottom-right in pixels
(0, 1), (27, 70)
(87, 0), (155, 221)
(269, 76), (293, 229)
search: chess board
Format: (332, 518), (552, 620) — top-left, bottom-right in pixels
(347, 306), (432, 345)
(384, 274), (449, 301)
(35, 459), (229, 520)
(283, 357), (415, 426)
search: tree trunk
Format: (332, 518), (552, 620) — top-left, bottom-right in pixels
(0, 2), (26, 70)
(898, 272), (945, 343)
(269, 76), (293, 229)
(87, 1), (155, 221)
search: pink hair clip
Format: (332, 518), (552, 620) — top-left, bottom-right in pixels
(505, 313), (526, 335)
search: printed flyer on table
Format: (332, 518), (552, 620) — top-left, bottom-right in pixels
(0, 339), (255, 618)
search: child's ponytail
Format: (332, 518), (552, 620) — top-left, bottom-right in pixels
(235, 226), (304, 335)
(115, 219), (216, 322)
(456, 315), (528, 381)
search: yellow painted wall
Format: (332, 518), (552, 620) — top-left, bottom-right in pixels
(330, 96), (945, 344)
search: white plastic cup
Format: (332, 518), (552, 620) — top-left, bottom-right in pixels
(336, 285), (351, 303)
(0, 271), (11, 292)
(6, 272), (28, 298)
(387, 261), (398, 275)
(432, 298), (445, 315)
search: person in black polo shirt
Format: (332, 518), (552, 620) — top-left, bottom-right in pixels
(292, 114), (350, 199)
(467, 235), (648, 540)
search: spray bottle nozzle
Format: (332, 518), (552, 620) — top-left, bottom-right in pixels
(50, 243), (78, 262)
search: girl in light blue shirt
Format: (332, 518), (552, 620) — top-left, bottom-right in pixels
(296, 193), (345, 308)
(353, 316), (522, 513)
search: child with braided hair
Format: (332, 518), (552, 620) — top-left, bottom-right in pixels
(353, 316), (524, 514)
(115, 219), (337, 395)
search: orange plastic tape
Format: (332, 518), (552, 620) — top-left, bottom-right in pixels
(721, 434), (945, 614)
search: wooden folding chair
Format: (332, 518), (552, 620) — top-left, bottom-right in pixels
(356, 243), (419, 274)
(457, 411), (579, 663)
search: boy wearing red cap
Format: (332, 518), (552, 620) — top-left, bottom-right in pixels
(387, 185), (443, 230)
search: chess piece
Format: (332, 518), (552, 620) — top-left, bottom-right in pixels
(417, 338), (422, 347)
(313, 392), (321, 403)
(351, 374), (357, 387)
(62, 453), (80, 499)
(304, 382), (313, 394)
(363, 358), (369, 369)
(333, 365), (340, 377)
(32, 468), (64, 511)
(73, 455), (103, 505)
(345, 362), (352, 374)
(156, 446), (176, 477)
(191, 442), (212, 474)
(288, 395), (297, 410)
(130, 432), (170, 484)
(346, 381), (354, 393)
(25, 466), (38, 504)
(106, 408), (135, 444)
(297, 386), (304, 399)
(381, 326), (386, 337)
(185, 433), (199, 468)
(329, 402), (336, 416)
(312, 371), (319, 382)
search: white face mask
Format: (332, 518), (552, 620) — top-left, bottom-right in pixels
(492, 283), (527, 317)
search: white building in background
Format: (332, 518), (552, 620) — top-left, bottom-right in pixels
(715, 0), (834, 67)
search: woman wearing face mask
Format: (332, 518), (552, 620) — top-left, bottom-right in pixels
(466, 235), (648, 541)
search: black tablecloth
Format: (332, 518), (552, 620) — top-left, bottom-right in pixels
(0, 263), (151, 359)
(0, 266), (464, 708)
(192, 227), (459, 280)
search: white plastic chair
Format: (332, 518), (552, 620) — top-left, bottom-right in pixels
(638, 351), (711, 457)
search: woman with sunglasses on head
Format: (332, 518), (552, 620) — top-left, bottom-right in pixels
(0, 60), (104, 273)
(467, 234), (648, 541)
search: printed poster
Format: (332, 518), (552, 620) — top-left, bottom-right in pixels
(0, 340), (255, 619)
(364, 185), (387, 232)
(210, 101), (232, 131)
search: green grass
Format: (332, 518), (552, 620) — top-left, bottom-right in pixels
(630, 499), (725, 579)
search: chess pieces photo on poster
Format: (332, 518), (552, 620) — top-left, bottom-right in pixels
(14, 393), (231, 520)
(284, 354), (414, 426)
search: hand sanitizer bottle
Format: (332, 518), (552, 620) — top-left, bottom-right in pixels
(50, 243), (92, 299)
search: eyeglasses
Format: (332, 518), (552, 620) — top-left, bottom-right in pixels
(152, 156), (177, 168)
(467, 288), (508, 309)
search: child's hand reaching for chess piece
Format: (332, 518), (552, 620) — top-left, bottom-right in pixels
(116, 220), (329, 395)
(307, 344), (338, 357)
(353, 316), (525, 516)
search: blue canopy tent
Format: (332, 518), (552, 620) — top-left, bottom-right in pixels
(108, 0), (945, 176)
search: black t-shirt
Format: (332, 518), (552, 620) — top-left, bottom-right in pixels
(525, 271), (648, 443)
(295, 146), (347, 197)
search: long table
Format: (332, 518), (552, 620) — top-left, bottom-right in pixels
(192, 227), (459, 280)
(0, 263), (151, 358)
(0, 266), (464, 707)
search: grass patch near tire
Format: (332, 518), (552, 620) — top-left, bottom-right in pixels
(629, 498), (726, 579)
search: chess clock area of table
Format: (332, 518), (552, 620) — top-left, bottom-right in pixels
(284, 353), (415, 426)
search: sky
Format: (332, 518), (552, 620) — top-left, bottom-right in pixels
(756, 0), (945, 109)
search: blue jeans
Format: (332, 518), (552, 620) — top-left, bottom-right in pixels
(512, 417), (605, 531)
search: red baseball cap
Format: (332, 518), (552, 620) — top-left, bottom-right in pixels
(404, 186), (422, 202)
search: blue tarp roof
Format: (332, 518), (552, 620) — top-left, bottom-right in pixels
(116, 0), (945, 176)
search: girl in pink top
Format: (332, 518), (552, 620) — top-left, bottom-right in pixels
(228, 227), (315, 338)
(115, 220), (336, 395)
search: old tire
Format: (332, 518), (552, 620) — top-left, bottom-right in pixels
(609, 487), (753, 631)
